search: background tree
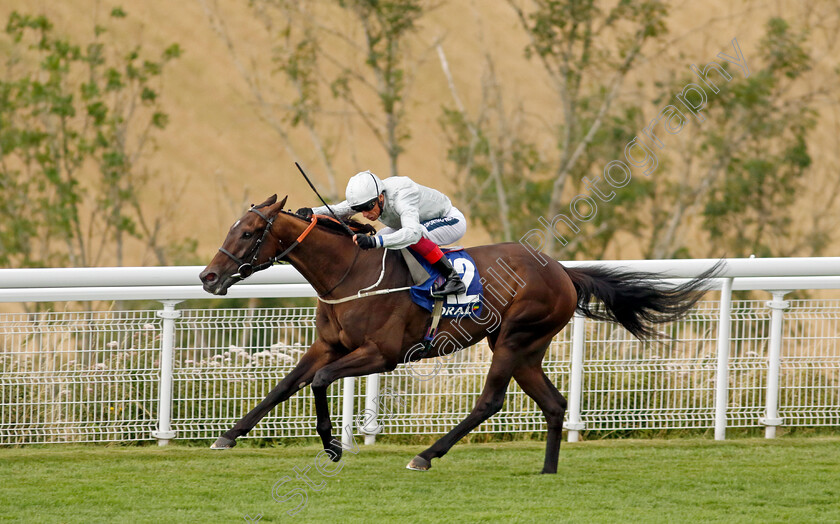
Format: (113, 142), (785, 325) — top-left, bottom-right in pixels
(200, 0), (429, 196)
(330, 0), (424, 178)
(644, 17), (825, 259)
(437, 45), (544, 244)
(442, 0), (667, 257)
(443, 2), (840, 261)
(200, 0), (340, 198)
(0, 8), (190, 269)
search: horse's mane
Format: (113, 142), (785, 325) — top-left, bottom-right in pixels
(315, 215), (376, 236)
(280, 209), (376, 236)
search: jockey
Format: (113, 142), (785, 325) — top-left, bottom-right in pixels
(297, 170), (467, 297)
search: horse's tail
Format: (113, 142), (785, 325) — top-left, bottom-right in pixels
(563, 260), (724, 341)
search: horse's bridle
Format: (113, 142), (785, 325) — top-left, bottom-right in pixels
(217, 208), (358, 296)
(219, 207), (317, 282)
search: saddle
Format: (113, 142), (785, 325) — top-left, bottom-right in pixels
(400, 248), (432, 285)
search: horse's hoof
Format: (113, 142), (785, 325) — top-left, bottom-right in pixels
(406, 455), (431, 471)
(210, 436), (236, 449)
(327, 444), (343, 462)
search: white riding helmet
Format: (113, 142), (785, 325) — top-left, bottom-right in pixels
(345, 170), (383, 208)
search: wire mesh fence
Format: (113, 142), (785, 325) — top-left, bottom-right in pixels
(0, 310), (160, 444)
(1, 299), (838, 445)
(170, 307), (341, 440)
(779, 300), (840, 427)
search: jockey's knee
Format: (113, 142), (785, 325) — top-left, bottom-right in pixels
(409, 237), (443, 264)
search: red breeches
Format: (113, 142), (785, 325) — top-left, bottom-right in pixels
(409, 237), (443, 264)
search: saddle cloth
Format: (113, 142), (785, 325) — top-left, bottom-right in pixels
(405, 248), (483, 318)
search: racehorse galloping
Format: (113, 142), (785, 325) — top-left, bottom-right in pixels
(199, 194), (719, 474)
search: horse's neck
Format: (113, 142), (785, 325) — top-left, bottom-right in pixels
(279, 220), (375, 296)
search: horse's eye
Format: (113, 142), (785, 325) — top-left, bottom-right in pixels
(242, 231), (254, 239)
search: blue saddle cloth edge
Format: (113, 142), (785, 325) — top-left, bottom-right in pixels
(408, 248), (483, 318)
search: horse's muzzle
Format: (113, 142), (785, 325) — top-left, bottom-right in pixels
(206, 283), (229, 296)
(199, 270), (230, 296)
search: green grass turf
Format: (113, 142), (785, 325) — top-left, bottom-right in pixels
(1, 437), (838, 523)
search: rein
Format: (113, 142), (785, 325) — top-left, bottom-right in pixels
(218, 211), (381, 299)
(320, 248), (361, 297)
(318, 249), (412, 304)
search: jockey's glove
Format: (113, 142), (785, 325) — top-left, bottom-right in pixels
(296, 207), (313, 219)
(354, 234), (380, 250)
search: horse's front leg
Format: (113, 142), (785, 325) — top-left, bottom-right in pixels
(311, 383), (345, 461)
(211, 339), (338, 449)
(310, 343), (394, 461)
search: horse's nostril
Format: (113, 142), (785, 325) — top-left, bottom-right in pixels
(203, 272), (217, 283)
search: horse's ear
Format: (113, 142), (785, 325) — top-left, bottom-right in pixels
(257, 194), (278, 207)
(266, 195), (288, 216)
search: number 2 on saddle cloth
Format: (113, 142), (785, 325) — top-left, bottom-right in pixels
(407, 249), (484, 352)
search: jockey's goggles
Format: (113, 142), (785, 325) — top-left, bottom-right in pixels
(350, 197), (379, 213)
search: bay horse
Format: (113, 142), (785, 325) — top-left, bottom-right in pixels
(199, 194), (719, 473)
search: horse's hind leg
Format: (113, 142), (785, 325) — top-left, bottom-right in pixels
(406, 348), (515, 471)
(513, 364), (568, 474)
(211, 339), (336, 448)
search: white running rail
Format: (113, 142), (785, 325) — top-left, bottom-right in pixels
(1, 257), (838, 446)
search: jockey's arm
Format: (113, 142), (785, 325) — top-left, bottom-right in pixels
(311, 201), (355, 221)
(377, 190), (424, 250)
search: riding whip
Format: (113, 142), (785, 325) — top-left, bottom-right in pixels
(294, 162), (355, 236)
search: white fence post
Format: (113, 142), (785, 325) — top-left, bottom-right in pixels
(152, 300), (182, 446)
(761, 290), (789, 438)
(714, 278), (733, 440)
(361, 374), (381, 445)
(565, 313), (586, 442)
(341, 377), (356, 448)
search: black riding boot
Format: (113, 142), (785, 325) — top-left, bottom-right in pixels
(431, 256), (466, 297)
